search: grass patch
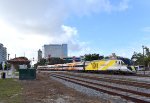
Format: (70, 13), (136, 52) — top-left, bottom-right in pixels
(0, 79), (22, 103)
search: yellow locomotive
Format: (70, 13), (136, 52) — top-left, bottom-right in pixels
(37, 59), (136, 73)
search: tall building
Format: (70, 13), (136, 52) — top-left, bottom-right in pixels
(43, 44), (68, 58)
(38, 49), (42, 61)
(0, 43), (7, 63)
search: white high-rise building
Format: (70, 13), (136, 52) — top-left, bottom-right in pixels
(43, 44), (68, 58)
(0, 43), (7, 63)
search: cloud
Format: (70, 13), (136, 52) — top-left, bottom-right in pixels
(67, 0), (129, 16)
(0, 0), (130, 59)
(0, 19), (50, 60)
(142, 27), (150, 32)
(0, 0), (130, 35)
(118, 0), (130, 11)
(47, 25), (90, 56)
(67, 0), (112, 16)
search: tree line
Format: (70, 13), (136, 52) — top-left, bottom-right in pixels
(35, 53), (130, 68)
(131, 46), (150, 68)
(35, 46), (150, 69)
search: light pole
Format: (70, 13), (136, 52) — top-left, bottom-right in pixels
(142, 45), (144, 58)
(142, 45), (146, 75)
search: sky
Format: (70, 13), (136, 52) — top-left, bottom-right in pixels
(0, 0), (150, 61)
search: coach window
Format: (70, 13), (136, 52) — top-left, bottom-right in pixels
(119, 61), (121, 65)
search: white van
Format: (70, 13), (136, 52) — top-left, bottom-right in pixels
(135, 65), (145, 71)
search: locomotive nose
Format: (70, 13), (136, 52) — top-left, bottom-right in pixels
(127, 66), (136, 72)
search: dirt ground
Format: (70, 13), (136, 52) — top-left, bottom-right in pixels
(21, 72), (106, 103)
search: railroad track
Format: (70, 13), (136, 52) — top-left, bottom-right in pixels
(135, 74), (150, 77)
(56, 72), (150, 89)
(50, 73), (150, 103)
(38, 69), (150, 77)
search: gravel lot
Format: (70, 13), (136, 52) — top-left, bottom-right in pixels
(21, 72), (106, 103)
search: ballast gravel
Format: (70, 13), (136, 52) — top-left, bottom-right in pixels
(21, 72), (108, 103)
(54, 74), (150, 94)
(51, 76), (134, 103)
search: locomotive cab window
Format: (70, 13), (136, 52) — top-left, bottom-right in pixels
(121, 61), (125, 65)
(118, 61), (121, 65)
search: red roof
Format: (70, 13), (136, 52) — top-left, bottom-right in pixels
(7, 57), (30, 64)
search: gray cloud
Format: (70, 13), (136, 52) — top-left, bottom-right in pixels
(0, 0), (130, 56)
(0, 0), (129, 35)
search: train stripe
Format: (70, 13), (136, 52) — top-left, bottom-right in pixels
(101, 60), (116, 70)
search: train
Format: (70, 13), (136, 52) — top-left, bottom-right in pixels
(37, 59), (136, 74)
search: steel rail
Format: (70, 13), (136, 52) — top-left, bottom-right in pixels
(51, 74), (150, 103)
(51, 73), (150, 97)
(56, 72), (150, 89)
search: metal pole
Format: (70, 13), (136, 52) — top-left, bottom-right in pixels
(143, 46), (144, 61)
(142, 46), (145, 75)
